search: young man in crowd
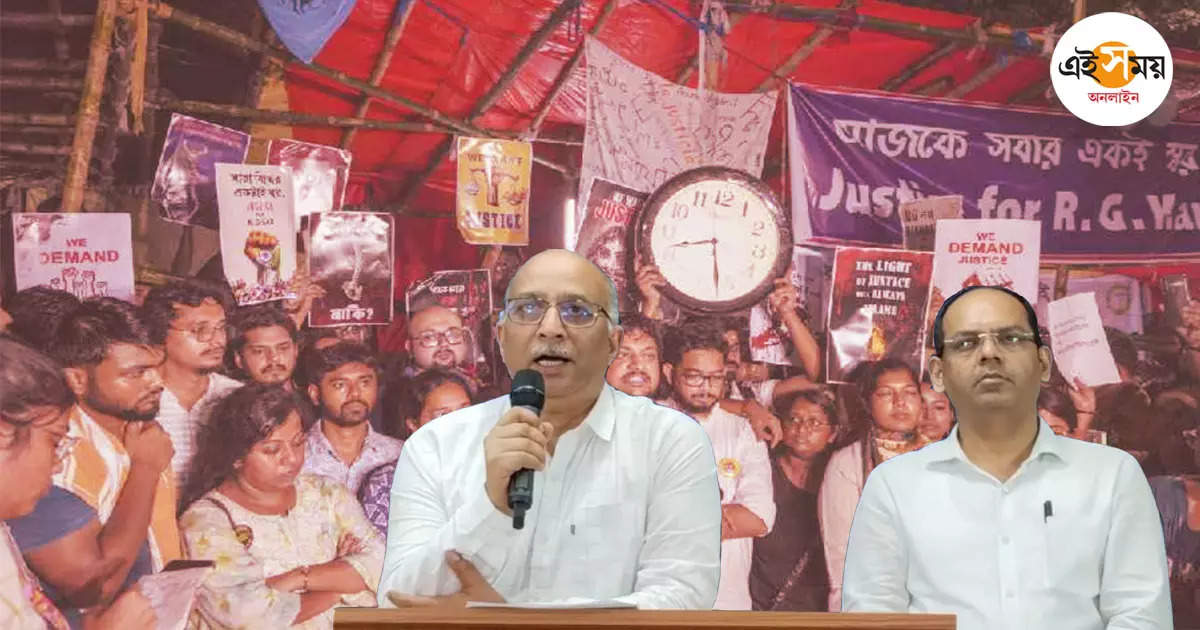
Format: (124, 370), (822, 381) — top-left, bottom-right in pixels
(303, 342), (404, 494)
(142, 282), (242, 491)
(661, 321), (775, 611)
(604, 313), (663, 398)
(7, 298), (181, 624)
(406, 304), (473, 374)
(230, 304), (300, 389)
(4, 285), (81, 350)
(818, 357), (925, 612)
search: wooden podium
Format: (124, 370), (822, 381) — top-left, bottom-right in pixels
(333, 607), (955, 630)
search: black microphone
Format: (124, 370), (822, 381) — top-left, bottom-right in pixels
(507, 369), (545, 530)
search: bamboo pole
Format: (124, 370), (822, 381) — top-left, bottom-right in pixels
(0, 58), (88, 73)
(341, 0), (418, 149)
(526, 0), (617, 136)
(879, 41), (958, 91)
(0, 113), (74, 126)
(3, 126), (76, 137)
(62, 0), (118, 213)
(0, 142), (73, 156)
(0, 13), (94, 28)
(150, 2), (494, 138)
(0, 77), (85, 91)
(755, 26), (834, 92)
(150, 98), (457, 132)
(1008, 78), (1051, 104)
(945, 57), (1008, 98)
(722, 1), (1200, 72)
(398, 0), (584, 210)
(49, 0), (72, 60)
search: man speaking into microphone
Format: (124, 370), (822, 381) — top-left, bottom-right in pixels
(377, 249), (721, 609)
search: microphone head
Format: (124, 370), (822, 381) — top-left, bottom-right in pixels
(510, 369), (545, 414)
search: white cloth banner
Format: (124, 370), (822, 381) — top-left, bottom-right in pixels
(11, 213), (135, 301)
(580, 37), (776, 220)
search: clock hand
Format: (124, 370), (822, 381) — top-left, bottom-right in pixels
(711, 238), (719, 298)
(669, 238), (719, 247)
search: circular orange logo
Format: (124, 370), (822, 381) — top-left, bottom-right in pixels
(1089, 41), (1138, 88)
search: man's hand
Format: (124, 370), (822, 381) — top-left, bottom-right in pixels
(635, 263), (666, 320)
(743, 401), (782, 448)
(123, 421), (174, 474)
(386, 551), (505, 608)
(720, 504), (768, 541)
(767, 277), (799, 317)
(483, 407), (553, 515)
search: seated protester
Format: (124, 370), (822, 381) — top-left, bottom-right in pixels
(229, 305), (299, 390)
(0, 338), (156, 630)
(179, 383), (384, 630)
(301, 344), (403, 495)
(5, 286), (81, 351)
(749, 388), (842, 611)
(359, 369), (474, 535)
(142, 281), (242, 491)
(7, 300), (180, 625)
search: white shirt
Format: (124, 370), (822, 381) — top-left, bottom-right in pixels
(699, 404), (776, 611)
(842, 418), (1172, 630)
(302, 420), (404, 494)
(817, 438), (866, 613)
(156, 372), (242, 491)
(377, 384), (721, 609)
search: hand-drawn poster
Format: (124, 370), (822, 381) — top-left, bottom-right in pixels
(1047, 292), (1123, 388)
(11, 213), (135, 300)
(456, 137), (531, 245)
(266, 138), (351, 224)
(308, 212), (394, 327)
(151, 114), (250, 229)
(826, 247), (933, 384)
(931, 219), (1041, 307)
(899, 195), (963, 251)
(406, 269), (495, 387)
(581, 38), (776, 220)
(575, 177), (648, 302)
(215, 164), (297, 305)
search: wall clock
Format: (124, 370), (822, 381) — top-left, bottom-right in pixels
(634, 167), (791, 313)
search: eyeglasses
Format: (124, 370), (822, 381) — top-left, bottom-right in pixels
(942, 330), (1038, 355)
(502, 297), (612, 328)
(411, 327), (469, 349)
(787, 416), (831, 431)
(679, 371), (726, 388)
(169, 322), (229, 342)
(54, 435), (80, 463)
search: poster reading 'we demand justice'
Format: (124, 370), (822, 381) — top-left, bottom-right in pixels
(826, 247), (933, 383)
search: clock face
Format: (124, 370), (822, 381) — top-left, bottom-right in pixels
(637, 168), (789, 313)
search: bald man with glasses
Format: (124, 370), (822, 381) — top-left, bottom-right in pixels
(377, 249), (721, 610)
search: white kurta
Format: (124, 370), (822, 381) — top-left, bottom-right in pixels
(698, 404), (776, 611)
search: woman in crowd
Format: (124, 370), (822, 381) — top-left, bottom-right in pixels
(749, 388), (842, 611)
(0, 337), (155, 629)
(179, 383), (383, 629)
(1036, 386), (1080, 438)
(358, 369), (474, 535)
